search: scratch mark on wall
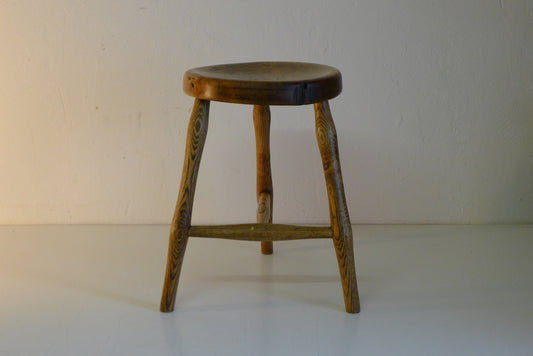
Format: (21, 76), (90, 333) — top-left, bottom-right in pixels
(30, 129), (37, 164)
(124, 200), (131, 216)
(58, 87), (69, 125)
(396, 114), (405, 127)
(499, 0), (504, 9)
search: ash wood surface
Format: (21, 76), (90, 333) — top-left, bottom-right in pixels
(188, 224), (332, 241)
(160, 62), (360, 313)
(183, 62), (342, 105)
(254, 105), (274, 254)
(160, 99), (210, 313)
(315, 101), (360, 313)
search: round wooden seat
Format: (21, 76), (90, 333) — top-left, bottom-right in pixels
(183, 62), (342, 105)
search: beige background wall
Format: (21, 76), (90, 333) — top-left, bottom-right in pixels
(1, 0), (532, 224)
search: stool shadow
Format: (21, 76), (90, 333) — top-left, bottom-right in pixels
(205, 274), (338, 283)
(200, 273), (344, 311)
(179, 274), (344, 312)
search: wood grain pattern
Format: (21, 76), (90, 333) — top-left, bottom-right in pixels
(160, 99), (210, 312)
(314, 101), (360, 313)
(189, 224), (332, 240)
(184, 62), (342, 105)
(253, 105), (273, 254)
(160, 63), (359, 314)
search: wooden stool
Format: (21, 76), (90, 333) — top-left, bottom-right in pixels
(161, 62), (360, 313)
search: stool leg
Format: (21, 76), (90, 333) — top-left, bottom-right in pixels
(253, 105), (274, 255)
(161, 99), (210, 312)
(314, 101), (360, 313)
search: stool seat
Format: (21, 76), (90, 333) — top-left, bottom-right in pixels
(183, 61), (342, 105)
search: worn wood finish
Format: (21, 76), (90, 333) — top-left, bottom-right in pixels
(257, 193), (273, 252)
(314, 101), (360, 313)
(184, 62), (342, 105)
(189, 224), (332, 240)
(254, 105), (274, 254)
(161, 62), (360, 313)
(257, 193), (271, 225)
(160, 99), (210, 313)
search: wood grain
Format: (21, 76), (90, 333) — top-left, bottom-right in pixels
(160, 63), (359, 314)
(253, 105), (274, 254)
(189, 224), (332, 240)
(314, 101), (360, 313)
(184, 62), (342, 105)
(160, 99), (210, 312)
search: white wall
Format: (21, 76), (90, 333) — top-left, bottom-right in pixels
(1, 0), (532, 224)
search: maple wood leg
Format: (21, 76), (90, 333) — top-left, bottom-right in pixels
(253, 105), (274, 255)
(161, 99), (210, 312)
(314, 101), (360, 313)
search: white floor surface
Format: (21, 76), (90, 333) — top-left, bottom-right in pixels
(1, 225), (532, 355)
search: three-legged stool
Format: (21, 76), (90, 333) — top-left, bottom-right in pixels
(161, 62), (360, 313)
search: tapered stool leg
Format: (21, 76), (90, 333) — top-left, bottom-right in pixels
(253, 105), (274, 255)
(314, 101), (360, 313)
(161, 99), (210, 312)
